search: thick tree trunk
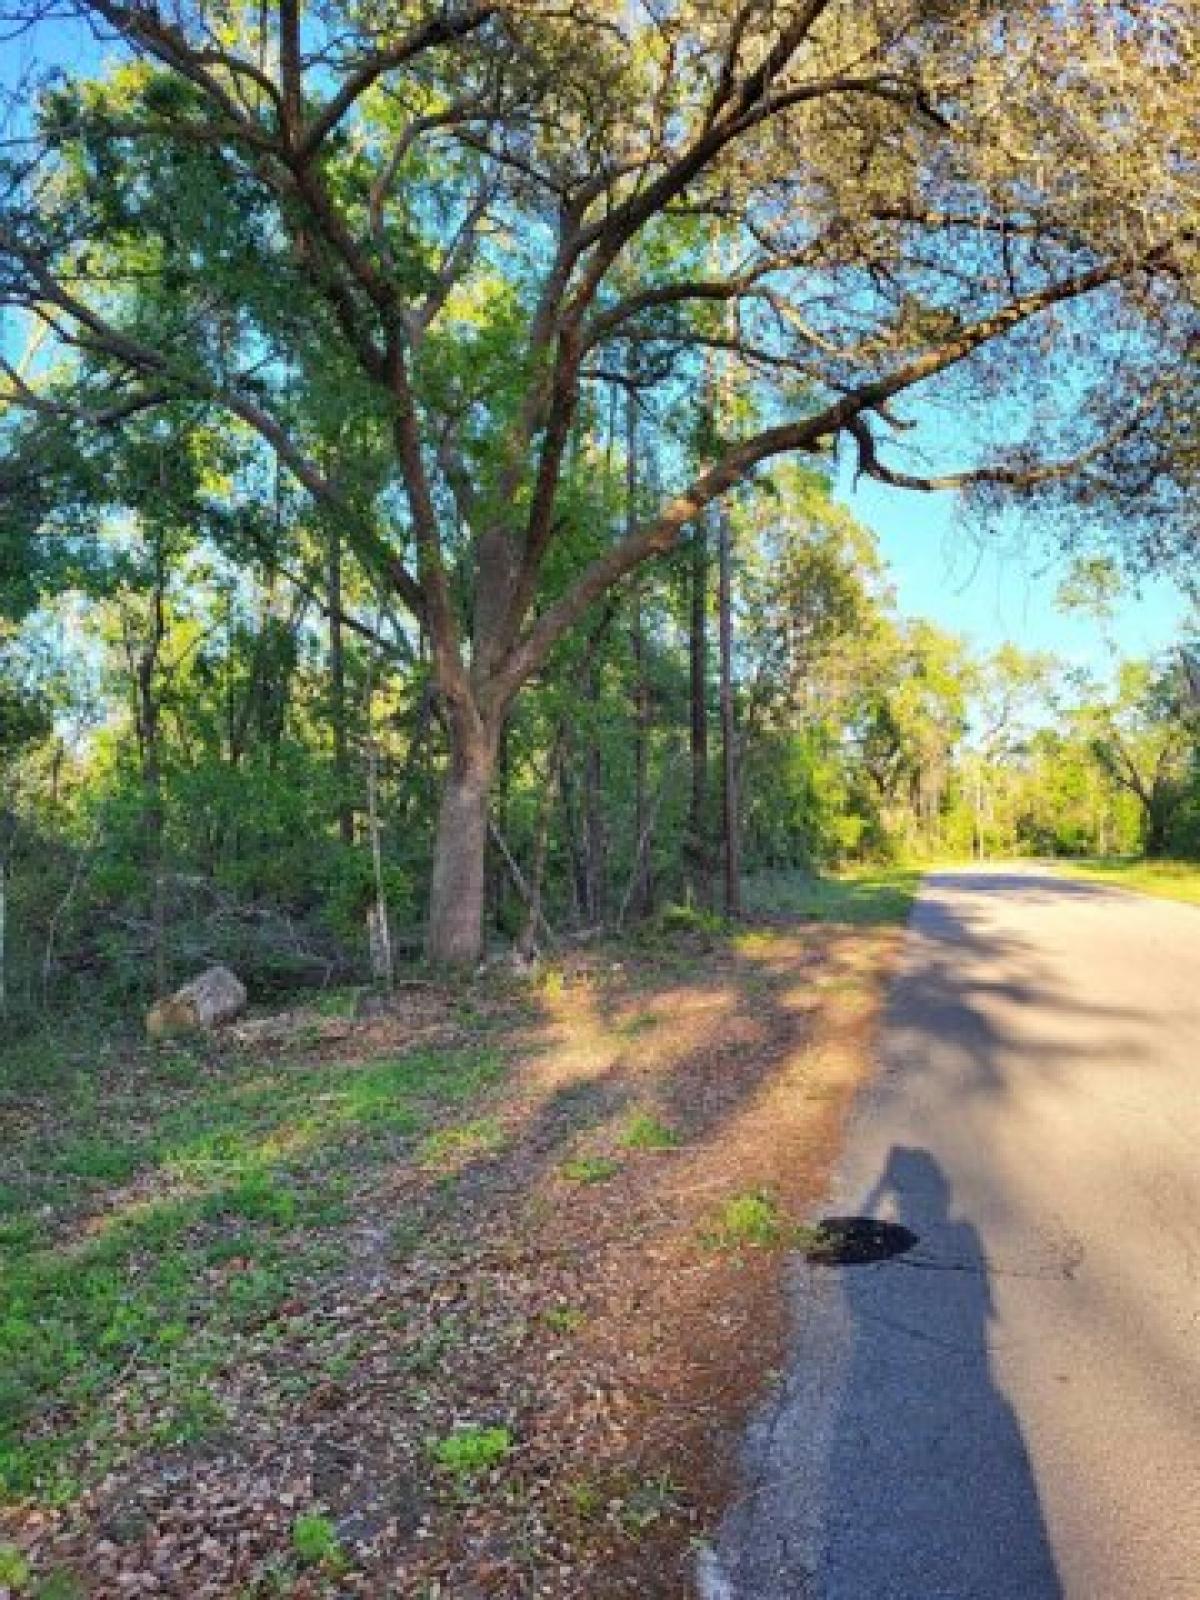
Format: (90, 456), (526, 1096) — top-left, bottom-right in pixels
(426, 735), (495, 966)
(1144, 800), (1170, 858)
(488, 728), (512, 935)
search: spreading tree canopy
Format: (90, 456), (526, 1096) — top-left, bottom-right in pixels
(1, 0), (1197, 959)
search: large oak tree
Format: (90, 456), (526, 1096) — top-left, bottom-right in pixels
(1, 0), (1196, 961)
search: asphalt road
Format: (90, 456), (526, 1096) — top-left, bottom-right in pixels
(702, 866), (1200, 1600)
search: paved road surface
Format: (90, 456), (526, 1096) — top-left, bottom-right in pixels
(703, 867), (1200, 1600)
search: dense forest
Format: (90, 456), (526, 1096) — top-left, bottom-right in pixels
(1, 0), (1199, 1015)
(1, 450), (1197, 1021)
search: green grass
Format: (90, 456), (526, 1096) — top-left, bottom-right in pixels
(0, 1031), (504, 1504)
(417, 1117), (507, 1170)
(701, 1189), (787, 1249)
(428, 1424), (512, 1480)
(1055, 857), (1200, 907)
(621, 1113), (679, 1151)
(291, 1512), (346, 1570)
(542, 1305), (586, 1334)
(0, 1544), (31, 1586)
(612, 1011), (659, 1039)
(742, 866), (923, 925)
(559, 1155), (621, 1184)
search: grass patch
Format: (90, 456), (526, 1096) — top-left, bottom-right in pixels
(542, 1305), (586, 1334)
(618, 1472), (683, 1535)
(32, 1576), (86, 1600)
(428, 1424), (512, 1480)
(654, 904), (725, 937)
(305, 986), (362, 1019)
(613, 1011), (659, 1039)
(417, 1117), (506, 1170)
(0, 1544), (30, 1586)
(0, 1035), (504, 1503)
(559, 1155), (621, 1184)
(742, 866), (923, 925)
(291, 1512), (346, 1570)
(702, 1190), (788, 1249)
(0, 921), (900, 1593)
(622, 1113), (679, 1151)
(1055, 856), (1200, 907)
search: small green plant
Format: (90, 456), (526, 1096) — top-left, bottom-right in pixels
(401, 1321), (461, 1376)
(703, 1189), (786, 1249)
(620, 1472), (682, 1534)
(207, 1172), (298, 1226)
(613, 1011), (658, 1039)
(656, 902), (724, 937)
(291, 1513), (345, 1569)
(542, 1305), (586, 1334)
(31, 1575), (85, 1600)
(559, 1155), (620, 1184)
(309, 986), (361, 1018)
(417, 1118), (506, 1170)
(391, 1217), (422, 1259)
(0, 1544), (31, 1588)
(566, 1477), (604, 1520)
(429, 1424), (512, 1479)
(540, 966), (566, 998)
(622, 1113), (679, 1151)
(55, 1137), (143, 1184)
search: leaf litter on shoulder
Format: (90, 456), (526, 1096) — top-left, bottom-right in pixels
(1, 925), (901, 1597)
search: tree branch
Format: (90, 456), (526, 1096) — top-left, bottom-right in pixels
(497, 254), (1148, 699)
(294, 4), (497, 162)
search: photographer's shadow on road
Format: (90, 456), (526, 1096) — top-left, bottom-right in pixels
(818, 1145), (1062, 1599)
(708, 1146), (1062, 1600)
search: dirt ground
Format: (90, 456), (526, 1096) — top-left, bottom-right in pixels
(0, 914), (903, 1598)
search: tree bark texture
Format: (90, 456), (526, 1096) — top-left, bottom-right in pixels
(426, 725), (496, 966)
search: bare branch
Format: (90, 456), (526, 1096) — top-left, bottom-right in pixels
(295, 4), (497, 162)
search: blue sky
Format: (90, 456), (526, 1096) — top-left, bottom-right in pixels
(839, 470), (1192, 678)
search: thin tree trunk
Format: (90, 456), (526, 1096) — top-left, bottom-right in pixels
(327, 527), (354, 845)
(132, 541), (169, 996)
(518, 739), (562, 954)
(557, 746), (588, 923)
(582, 684), (607, 923)
(688, 520), (710, 904)
(718, 502), (741, 917)
(366, 733), (394, 986)
(0, 849), (7, 1021)
(492, 817), (556, 952)
(42, 843), (89, 1005)
(627, 372), (651, 918)
(618, 753), (683, 928)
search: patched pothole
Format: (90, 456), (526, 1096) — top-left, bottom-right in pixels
(802, 1216), (918, 1265)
